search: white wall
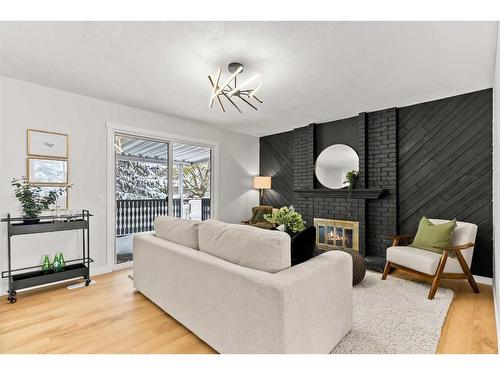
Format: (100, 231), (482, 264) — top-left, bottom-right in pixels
(0, 76), (259, 289)
(493, 23), (500, 352)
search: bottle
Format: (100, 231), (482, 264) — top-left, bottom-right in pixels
(59, 252), (65, 270)
(42, 255), (51, 272)
(52, 254), (61, 272)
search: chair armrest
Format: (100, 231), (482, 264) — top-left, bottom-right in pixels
(386, 234), (414, 246)
(432, 242), (475, 251)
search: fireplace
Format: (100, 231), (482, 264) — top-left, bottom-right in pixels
(314, 218), (359, 252)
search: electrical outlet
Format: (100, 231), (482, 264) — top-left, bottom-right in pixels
(96, 194), (105, 206)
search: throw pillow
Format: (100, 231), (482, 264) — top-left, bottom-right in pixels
(410, 217), (456, 254)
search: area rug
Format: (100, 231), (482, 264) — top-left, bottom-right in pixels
(331, 271), (454, 354)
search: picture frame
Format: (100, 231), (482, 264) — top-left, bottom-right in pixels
(27, 157), (68, 185)
(27, 129), (69, 159)
(38, 186), (69, 210)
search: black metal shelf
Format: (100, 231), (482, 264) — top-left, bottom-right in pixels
(2, 209), (93, 303)
(2, 257), (94, 278)
(8, 263), (90, 291)
(8, 220), (88, 236)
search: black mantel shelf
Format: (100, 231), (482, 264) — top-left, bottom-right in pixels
(293, 188), (387, 199)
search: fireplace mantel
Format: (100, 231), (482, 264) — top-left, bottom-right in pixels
(293, 188), (387, 199)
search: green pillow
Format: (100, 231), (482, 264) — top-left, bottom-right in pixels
(410, 217), (456, 254)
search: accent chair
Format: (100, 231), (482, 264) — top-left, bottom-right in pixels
(241, 205), (275, 230)
(382, 219), (479, 300)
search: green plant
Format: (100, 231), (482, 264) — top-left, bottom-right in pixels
(11, 177), (63, 218)
(264, 205), (305, 233)
(344, 170), (359, 191)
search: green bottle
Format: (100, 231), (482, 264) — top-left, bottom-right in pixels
(59, 252), (65, 270)
(52, 254), (61, 272)
(42, 255), (51, 272)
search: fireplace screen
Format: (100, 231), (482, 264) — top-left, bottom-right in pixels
(314, 218), (359, 251)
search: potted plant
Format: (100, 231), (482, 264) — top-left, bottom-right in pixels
(263, 205), (305, 234)
(11, 177), (63, 224)
(344, 170), (359, 191)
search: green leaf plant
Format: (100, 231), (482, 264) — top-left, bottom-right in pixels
(11, 177), (65, 218)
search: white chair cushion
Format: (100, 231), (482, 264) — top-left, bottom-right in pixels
(198, 219), (291, 273)
(154, 216), (201, 250)
(387, 246), (471, 275)
(387, 246), (441, 275)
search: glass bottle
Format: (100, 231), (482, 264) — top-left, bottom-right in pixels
(52, 254), (61, 272)
(59, 252), (66, 270)
(42, 255), (51, 272)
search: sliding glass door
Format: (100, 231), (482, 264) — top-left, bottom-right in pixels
(172, 142), (212, 220)
(114, 134), (169, 264)
(113, 134), (213, 265)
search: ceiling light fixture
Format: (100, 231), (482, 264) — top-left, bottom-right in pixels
(208, 62), (262, 113)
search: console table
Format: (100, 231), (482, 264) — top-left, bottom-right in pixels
(1, 210), (93, 303)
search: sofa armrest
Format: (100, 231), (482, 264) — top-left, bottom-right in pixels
(273, 251), (353, 353)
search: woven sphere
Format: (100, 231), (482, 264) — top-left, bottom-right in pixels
(342, 249), (367, 285)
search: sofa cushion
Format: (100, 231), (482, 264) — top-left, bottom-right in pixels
(198, 219), (291, 273)
(154, 216), (201, 250)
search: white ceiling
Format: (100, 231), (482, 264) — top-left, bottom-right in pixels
(0, 22), (497, 137)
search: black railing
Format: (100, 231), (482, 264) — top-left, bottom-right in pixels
(116, 198), (211, 236)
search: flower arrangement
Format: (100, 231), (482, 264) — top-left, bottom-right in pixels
(11, 177), (63, 220)
(264, 205), (305, 233)
(344, 170), (359, 191)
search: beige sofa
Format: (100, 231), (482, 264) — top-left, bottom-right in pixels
(133, 217), (353, 354)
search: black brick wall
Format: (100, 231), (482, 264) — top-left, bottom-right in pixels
(366, 108), (398, 258)
(293, 125), (315, 191)
(289, 112), (395, 258)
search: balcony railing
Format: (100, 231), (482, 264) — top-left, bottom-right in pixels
(116, 198), (211, 236)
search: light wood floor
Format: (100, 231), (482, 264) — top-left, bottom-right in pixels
(0, 269), (497, 354)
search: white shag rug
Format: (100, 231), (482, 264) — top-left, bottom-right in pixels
(332, 271), (454, 354)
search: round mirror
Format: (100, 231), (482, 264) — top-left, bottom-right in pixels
(315, 144), (359, 189)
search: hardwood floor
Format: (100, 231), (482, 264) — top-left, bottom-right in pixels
(0, 269), (497, 354)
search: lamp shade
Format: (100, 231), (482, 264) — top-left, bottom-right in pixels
(253, 176), (271, 190)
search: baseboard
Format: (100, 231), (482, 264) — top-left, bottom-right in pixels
(474, 275), (493, 285)
(91, 265), (112, 277)
(493, 281), (500, 353)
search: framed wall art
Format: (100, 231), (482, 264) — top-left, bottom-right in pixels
(27, 157), (68, 185)
(27, 129), (69, 159)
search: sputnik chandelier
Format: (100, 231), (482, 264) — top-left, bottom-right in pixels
(208, 62), (262, 113)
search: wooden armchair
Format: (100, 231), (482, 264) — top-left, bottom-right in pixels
(382, 219), (479, 300)
(241, 205), (274, 230)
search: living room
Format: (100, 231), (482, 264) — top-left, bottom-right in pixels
(1, 1), (500, 373)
